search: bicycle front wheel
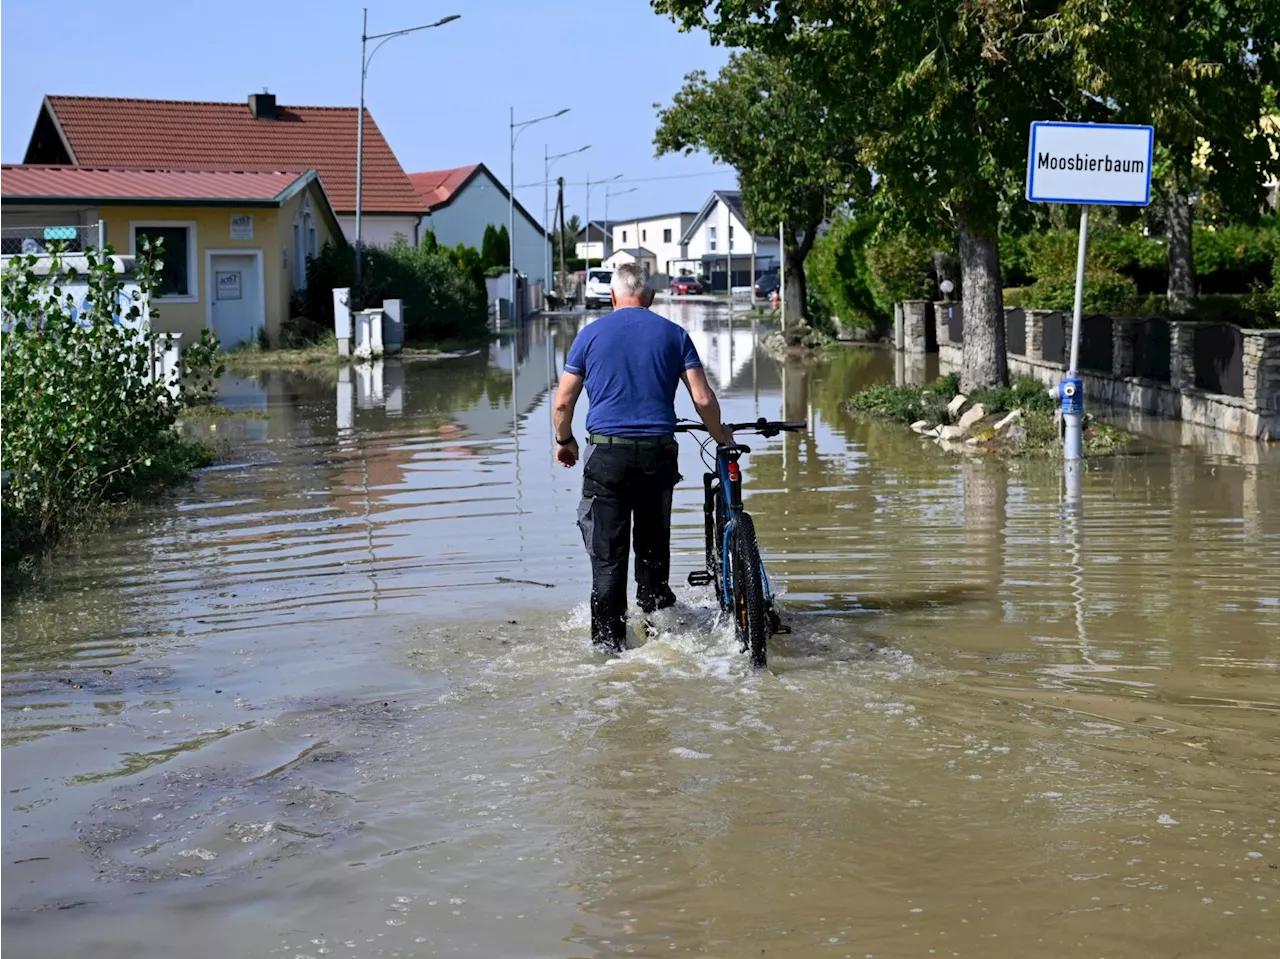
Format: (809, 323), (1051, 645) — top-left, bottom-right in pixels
(729, 512), (769, 668)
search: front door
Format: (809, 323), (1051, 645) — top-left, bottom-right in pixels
(209, 254), (262, 349)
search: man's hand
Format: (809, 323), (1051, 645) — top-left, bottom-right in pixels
(556, 439), (580, 468)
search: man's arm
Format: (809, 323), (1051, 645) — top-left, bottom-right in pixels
(680, 366), (732, 445)
(553, 371), (584, 465)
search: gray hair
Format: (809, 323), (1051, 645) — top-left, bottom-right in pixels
(610, 262), (649, 297)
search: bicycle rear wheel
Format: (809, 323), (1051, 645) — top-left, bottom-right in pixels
(729, 512), (769, 668)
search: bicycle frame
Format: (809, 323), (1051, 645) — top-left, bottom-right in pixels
(705, 449), (775, 610)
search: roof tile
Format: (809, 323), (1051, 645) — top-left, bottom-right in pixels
(42, 96), (424, 215)
(1, 165), (312, 202)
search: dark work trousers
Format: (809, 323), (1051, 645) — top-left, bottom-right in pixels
(577, 440), (681, 648)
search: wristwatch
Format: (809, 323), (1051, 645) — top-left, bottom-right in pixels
(556, 434), (576, 446)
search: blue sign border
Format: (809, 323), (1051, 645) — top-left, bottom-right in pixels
(1026, 121), (1155, 207)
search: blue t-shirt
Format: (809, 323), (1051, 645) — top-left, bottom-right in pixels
(564, 307), (703, 437)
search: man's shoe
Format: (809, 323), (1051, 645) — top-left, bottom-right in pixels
(637, 587), (677, 614)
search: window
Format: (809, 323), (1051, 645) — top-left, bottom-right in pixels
(729, 226), (735, 240)
(133, 224), (193, 298)
(708, 226), (717, 252)
(642, 230), (647, 241)
(622, 230), (628, 242)
(663, 228), (672, 243)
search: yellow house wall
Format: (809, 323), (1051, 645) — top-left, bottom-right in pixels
(98, 183), (338, 348)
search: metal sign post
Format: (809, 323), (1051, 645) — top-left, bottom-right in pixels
(1025, 121), (1154, 461)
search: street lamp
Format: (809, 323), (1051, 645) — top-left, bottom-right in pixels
(544, 143), (590, 299)
(584, 173), (623, 277)
(356, 8), (460, 282)
(605, 185), (638, 270)
(509, 107), (569, 328)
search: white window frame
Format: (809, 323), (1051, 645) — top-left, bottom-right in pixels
(663, 228), (672, 243)
(130, 220), (198, 302)
(708, 225), (717, 252)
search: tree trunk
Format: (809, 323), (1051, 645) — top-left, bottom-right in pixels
(783, 246), (807, 330)
(1165, 155), (1195, 317)
(956, 210), (1007, 392)
(781, 221), (817, 331)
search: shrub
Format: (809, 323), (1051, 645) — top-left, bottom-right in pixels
(846, 373), (960, 423)
(1193, 224), (1274, 294)
(302, 238), (489, 342)
(971, 376), (1054, 415)
(864, 232), (938, 314)
(1, 243), (222, 567)
(481, 224), (510, 270)
(1021, 270), (1139, 314)
(808, 213), (887, 335)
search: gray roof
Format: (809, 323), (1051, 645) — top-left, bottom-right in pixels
(611, 247), (655, 257)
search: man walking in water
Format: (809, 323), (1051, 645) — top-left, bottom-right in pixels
(552, 263), (732, 653)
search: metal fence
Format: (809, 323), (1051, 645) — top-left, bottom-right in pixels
(1, 222), (105, 257)
(1193, 322), (1245, 397)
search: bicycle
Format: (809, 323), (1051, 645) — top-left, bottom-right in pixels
(674, 417), (806, 668)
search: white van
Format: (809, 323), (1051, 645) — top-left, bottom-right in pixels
(584, 268), (613, 310)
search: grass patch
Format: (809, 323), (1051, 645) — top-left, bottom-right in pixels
(845, 372), (1133, 458)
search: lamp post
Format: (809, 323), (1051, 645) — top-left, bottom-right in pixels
(356, 8), (460, 283)
(604, 185), (637, 271)
(509, 107), (569, 328)
(544, 143), (590, 300)
(584, 173), (623, 278)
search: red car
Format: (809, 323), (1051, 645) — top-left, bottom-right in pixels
(669, 276), (705, 295)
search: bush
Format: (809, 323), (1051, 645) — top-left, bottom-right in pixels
(808, 213), (887, 335)
(481, 224), (510, 270)
(971, 376), (1054, 415)
(2, 243), (222, 568)
(846, 373), (959, 424)
(1021, 270), (1139, 314)
(302, 238), (489, 342)
(1193, 224), (1275, 294)
(864, 233), (939, 315)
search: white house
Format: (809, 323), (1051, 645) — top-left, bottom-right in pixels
(610, 211), (697, 279)
(575, 220), (616, 261)
(676, 190), (781, 290)
(603, 247), (658, 275)
(409, 163), (551, 285)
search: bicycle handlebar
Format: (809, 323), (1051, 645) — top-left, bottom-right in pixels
(675, 417), (806, 438)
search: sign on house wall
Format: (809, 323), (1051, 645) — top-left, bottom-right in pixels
(1025, 121), (1155, 206)
(230, 214), (254, 240)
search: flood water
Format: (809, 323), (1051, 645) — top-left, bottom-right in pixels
(3, 302), (1278, 959)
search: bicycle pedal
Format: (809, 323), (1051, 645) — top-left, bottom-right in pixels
(686, 570), (713, 587)
(772, 623), (792, 635)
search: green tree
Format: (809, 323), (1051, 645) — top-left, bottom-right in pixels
(481, 224), (504, 270)
(1045, 0), (1280, 316)
(654, 50), (868, 328)
(653, 0), (1085, 389)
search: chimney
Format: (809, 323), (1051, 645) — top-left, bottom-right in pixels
(248, 90), (277, 120)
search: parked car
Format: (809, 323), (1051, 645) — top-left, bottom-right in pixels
(669, 276), (705, 295)
(753, 272), (780, 299)
(584, 268), (613, 310)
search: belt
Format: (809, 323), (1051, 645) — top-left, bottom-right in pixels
(587, 433), (675, 448)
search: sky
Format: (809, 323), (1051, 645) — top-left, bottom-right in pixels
(0, 0), (736, 226)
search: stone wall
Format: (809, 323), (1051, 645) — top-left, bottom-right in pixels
(915, 302), (1280, 440)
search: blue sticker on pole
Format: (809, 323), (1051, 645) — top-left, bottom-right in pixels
(1058, 376), (1084, 416)
(1026, 122), (1155, 207)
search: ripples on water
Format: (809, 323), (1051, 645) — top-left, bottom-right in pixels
(3, 305), (1278, 958)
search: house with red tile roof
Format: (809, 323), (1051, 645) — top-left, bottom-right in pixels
(23, 92), (425, 248)
(2, 164), (342, 349)
(409, 162), (551, 285)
